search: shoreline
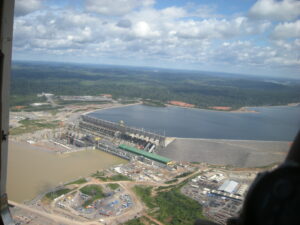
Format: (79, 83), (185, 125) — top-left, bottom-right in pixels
(157, 102), (299, 114)
(81, 102), (142, 115)
(232, 102), (300, 112)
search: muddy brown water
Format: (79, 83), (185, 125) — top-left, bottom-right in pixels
(7, 141), (126, 202)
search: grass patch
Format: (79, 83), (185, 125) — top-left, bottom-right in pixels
(10, 95), (47, 107)
(10, 119), (60, 135)
(49, 109), (59, 116)
(125, 216), (155, 225)
(57, 100), (110, 106)
(66, 178), (87, 185)
(23, 105), (63, 112)
(107, 183), (120, 190)
(118, 99), (139, 104)
(165, 179), (178, 184)
(45, 188), (71, 200)
(92, 172), (131, 181)
(134, 186), (156, 209)
(156, 185), (176, 191)
(124, 217), (144, 225)
(109, 174), (132, 181)
(154, 187), (205, 224)
(175, 171), (193, 179)
(143, 99), (166, 107)
(74, 109), (87, 113)
(80, 185), (105, 207)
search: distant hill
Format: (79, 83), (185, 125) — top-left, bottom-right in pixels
(10, 61), (300, 109)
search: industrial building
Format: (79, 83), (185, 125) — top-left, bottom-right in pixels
(118, 144), (172, 165)
(218, 180), (239, 194)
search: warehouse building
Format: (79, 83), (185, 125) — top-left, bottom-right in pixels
(218, 180), (239, 194)
(118, 144), (173, 166)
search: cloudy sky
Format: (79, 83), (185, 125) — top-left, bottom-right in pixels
(13, 0), (300, 78)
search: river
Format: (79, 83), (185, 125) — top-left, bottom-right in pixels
(7, 142), (126, 202)
(88, 104), (300, 141)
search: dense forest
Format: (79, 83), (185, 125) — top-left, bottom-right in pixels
(10, 61), (300, 109)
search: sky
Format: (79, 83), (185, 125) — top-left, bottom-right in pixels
(13, 0), (300, 78)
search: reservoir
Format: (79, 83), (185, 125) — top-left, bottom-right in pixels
(7, 142), (126, 202)
(89, 104), (300, 141)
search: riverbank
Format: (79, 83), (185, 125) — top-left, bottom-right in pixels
(82, 102), (142, 115)
(199, 102), (299, 113)
(165, 104), (258, 113)
(231, 102), (300, 113)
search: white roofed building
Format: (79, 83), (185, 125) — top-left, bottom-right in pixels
(218, 180), (239, 194)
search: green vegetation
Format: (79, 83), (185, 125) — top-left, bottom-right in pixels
(45, 188), (71, 200)
(92, 171), (105, 177)
(133, 172), (205, 225)
(107, 183), (120, 190)
(11, 62), (300, 109)
(109, 174), (132, 181)
(119, 99), (139, 104)
(125, 216), (155, 225)
(66, 178), (87, 185)
(134, 184), (205, 225)
(134, 186), (156, 209)
(154, 188), (204, 224)
(143, 99), (166, 107)
(10, 94), (47, 107)
(156, 185), (176, 191)
(92, 171), (131, 181)
(124, 217), (145, 225)
(164, 178), (178, 184)
(175, 171), (193, 179)
(10, 119), (60, 135)
(80, 184), (104, 196)
(56, 100), (110, 105)
(22, 105), (63, 112)
(80, 184), (105, 207)
(11, 105), (63, 112)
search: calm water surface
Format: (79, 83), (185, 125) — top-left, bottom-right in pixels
(89, 104), (300, 141)
(7, 142), (126, 202)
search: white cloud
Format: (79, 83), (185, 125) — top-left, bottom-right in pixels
(160, 7), (186, 18)
(85, 0), (155, 16)
(271, 20), (300, 39)
(15, 0), (42, 16)
(174, 17), (269, 40)
(133, 21), (160, 38)
(12, 0), (300, 77)
(249, 0), (300, 21)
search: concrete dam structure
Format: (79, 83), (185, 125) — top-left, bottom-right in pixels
(79, 115), (166, 147)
